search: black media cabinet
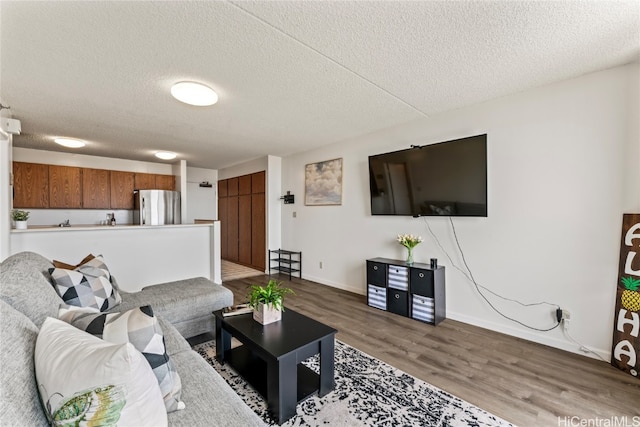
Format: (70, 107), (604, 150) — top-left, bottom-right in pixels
(366, 257), (446, 325)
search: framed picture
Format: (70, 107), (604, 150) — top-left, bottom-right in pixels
(305, 158), (343, 206)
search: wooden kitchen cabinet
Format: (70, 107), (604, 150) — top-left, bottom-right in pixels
(134, 173), (175, 190)
(155, 174), (175, 190)
(12, 161), (175, 210)
(12, 162), (49, 208)
(49, 165), (82, 208)
(110, 171), (135, 209)
(82, 168), (111, 209)
(134, 173), (156, 190)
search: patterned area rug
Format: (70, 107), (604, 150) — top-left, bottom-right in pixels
(194, 340), (514, 427)
(221, 260), (263, 281)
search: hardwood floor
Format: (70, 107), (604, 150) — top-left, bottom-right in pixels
(222, 274), (640, 426)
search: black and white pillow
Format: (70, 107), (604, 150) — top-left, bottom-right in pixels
(48, 255), (121, 311)
(58, 305), (185, 413)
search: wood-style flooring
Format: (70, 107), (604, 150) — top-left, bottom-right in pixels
(222, 274), (640, 427)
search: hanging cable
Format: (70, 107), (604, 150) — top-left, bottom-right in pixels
(424, 218), (561, 332)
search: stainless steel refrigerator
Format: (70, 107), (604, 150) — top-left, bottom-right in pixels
(133, 190), (181, 225)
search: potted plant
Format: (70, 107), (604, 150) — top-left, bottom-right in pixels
(397, 233), (423, 265)
(11, 209), (30, 230)
(248, 279), (294, 325)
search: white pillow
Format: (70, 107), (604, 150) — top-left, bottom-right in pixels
(58, 304), (185, 412)
(35, 317), (167, 427)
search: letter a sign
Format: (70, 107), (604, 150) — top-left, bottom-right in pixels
(612, 214), (640, 378)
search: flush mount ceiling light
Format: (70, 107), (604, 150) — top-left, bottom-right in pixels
(54, 137), (86, 148)
(155, 151), (177, 160)
(170, 81), (218, 106)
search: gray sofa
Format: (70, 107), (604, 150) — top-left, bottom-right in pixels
(0, 251), (265, 427)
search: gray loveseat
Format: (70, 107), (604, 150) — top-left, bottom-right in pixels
(0, 251), (265, 426)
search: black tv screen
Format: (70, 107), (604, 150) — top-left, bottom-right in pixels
(368, 134), (487, 217)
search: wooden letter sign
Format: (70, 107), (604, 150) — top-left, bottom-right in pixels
(612, 214), (640, 378)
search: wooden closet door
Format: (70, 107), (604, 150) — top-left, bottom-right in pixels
(227, 196), (239, 262)
(238, 194), (252, 265)
(251, 192), (266, 271)
(238, 174), (251, 195)
(218, 196), (228, 259)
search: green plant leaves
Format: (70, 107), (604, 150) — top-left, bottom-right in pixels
(248, 279), (294, 311)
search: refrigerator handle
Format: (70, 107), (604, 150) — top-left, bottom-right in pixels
(141, 197), (145, 225)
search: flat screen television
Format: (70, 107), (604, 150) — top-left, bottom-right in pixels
(368, 134), (487, 217)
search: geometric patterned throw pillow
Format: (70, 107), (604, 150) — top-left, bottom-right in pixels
(49, 268), (118, 312)
(76, 254), (112, 280)
(58, 305), (185, 413)
(50, 254), (122, 309)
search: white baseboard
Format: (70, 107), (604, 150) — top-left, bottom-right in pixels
(447, 310), (611, 361)
(299, 276), (611, 362)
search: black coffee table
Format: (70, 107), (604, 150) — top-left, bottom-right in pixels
(213, 308), (337, 424)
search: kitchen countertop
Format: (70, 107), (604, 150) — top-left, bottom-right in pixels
(11, 223), (216, 233)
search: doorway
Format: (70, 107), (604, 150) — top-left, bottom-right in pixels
(218, 171), (266, 271)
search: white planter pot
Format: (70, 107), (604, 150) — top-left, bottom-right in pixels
(253, 303), (282, 325)
(14, 220), (27, 230)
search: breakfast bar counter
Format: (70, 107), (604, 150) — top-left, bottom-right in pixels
(10, 222), (221, 292)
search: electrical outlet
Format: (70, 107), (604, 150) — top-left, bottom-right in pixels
(556, 308), (571, 322)
(319, 261), (323, 269)
(293, 211), (297, 218)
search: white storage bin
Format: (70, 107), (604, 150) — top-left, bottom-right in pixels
(412, 294), (435, 323)
(387, 265), (409, 291)
(367, 284), (387, 310)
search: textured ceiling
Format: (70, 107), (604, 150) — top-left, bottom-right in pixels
(1, 1), (638, 169)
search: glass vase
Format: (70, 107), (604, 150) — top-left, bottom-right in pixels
(406, 246), (414, 265)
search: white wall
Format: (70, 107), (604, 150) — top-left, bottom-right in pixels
(186, 166), (218, 223)
(13, 147), (174, 173)
(218, 157), (268, 180)
(0, 134), (12, 260)
(280, 64), (640, 359)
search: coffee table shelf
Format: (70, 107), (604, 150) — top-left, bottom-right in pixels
(213, 308), (336, 424)
(223, 345), (320, 403)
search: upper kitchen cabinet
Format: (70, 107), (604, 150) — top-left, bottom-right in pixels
(49, 165), (82, 208)
(155, 174), (175, 191)
(134, 173), (175, 190)
(110, 171), (135, 209)
(13, 162), (49, 208)
(134, 173), (156, 190)
(82, 168), (111, 209)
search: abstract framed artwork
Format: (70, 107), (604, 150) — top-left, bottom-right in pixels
(305, 158), (343, 206)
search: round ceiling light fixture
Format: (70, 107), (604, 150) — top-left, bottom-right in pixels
(155, 151), (177, 160)
(170, 81), (218, 106)
(54, 137), (86, 148)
